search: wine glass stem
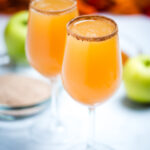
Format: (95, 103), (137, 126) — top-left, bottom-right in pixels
(87, 106), (95, 147)
(50, 77), (61, 125)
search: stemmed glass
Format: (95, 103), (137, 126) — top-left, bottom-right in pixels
(26, 0), (78, 144)
(62, 15), (122, 149)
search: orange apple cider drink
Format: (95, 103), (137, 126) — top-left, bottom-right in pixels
(26, 0), (78, 77)
(62, 16), (122, 106)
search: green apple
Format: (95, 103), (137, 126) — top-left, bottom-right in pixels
(123, 55), (150, 103)
(4, 11), (28, 64)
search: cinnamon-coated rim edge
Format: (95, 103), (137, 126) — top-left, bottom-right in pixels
(67, 15), (118, 42)
(30, 0), (77, 15)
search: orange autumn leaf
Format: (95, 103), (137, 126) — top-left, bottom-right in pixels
(108, 0), (141, 14)
(77, 0), (97, 14)
(122, 51), (129, 65)
(87, 0), (112, 10)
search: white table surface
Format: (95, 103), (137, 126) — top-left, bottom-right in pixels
(0, 14), (150, 150)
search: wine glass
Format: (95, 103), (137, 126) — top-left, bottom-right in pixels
(62, 15), (122, 150)
(26, 0), (78, 145)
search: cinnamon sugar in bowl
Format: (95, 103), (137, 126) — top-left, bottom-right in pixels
(0, 74), (51, 120)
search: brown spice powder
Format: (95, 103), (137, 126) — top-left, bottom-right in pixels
(0, 74), (51, 107)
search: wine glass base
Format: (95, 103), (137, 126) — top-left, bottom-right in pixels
(68, 142), (114, 150)
(29, 117), (82, 148)
(30, 125), (72, 145)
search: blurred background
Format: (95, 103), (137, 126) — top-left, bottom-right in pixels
(0, 0), (150, 15)
(0, 0), (150, 150)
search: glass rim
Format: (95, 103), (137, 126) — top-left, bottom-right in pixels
(30, 0), (77, 15)
(0, 98), (51, 120)
(67, 15), (118, 42)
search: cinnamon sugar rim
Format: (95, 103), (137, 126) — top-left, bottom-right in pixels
(30, 0), (77, 15)
(67, 15), (118, 42)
